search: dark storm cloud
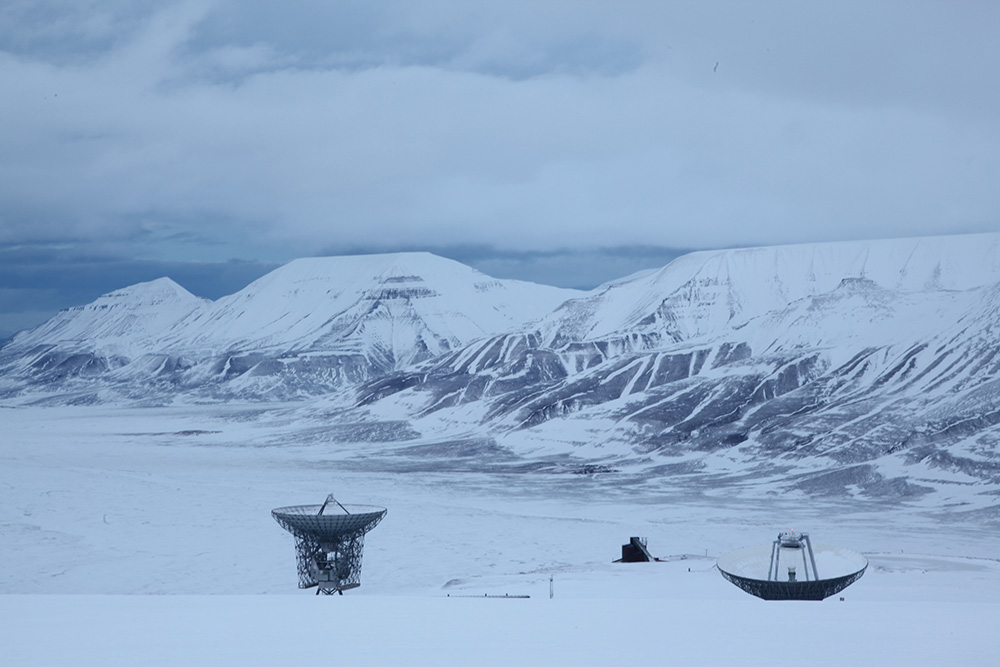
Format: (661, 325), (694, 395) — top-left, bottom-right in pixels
(325, 243), (692, 289)
(0, 1), (163, 62)
(1, 1), (999, 336)
(0, 243), (277, 340)
(187, 0), (645, 79)
(462, 246), (692, 290)
(0, 245), (275, 299)
(3, 1), (999, 256)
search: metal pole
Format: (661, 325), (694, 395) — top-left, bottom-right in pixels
(804, 534), (819, 581)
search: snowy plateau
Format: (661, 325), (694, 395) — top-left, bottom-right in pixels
(2, 235), (1000, 665)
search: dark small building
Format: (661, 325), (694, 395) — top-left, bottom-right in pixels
(619, 536), (654, 562)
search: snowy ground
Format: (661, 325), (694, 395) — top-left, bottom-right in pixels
(2, 404), (999, 665)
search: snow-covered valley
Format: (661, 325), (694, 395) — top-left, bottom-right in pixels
(2, 404), (999, 665)
(2, 234), (1000, 664)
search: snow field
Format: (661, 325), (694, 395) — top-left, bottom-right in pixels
(4, 594), (997, 667)
(2, 404), (999, 665)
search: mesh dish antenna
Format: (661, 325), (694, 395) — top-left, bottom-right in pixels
(717, 531), (867, 600)
(272, 494), (387, 595)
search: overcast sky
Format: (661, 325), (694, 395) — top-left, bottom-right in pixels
(2, 1), (999, 339)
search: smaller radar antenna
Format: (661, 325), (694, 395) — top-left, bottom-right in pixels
(717, 530), (867, 600)
(272, 494), (387, 595)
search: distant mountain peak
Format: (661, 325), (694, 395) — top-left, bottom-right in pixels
(0, 251), (582, 401)
(540, 232), (1000, 347)
(95, 276), (199, 303)
(0, 275), (206, 362)
(279, 251), (481, 278)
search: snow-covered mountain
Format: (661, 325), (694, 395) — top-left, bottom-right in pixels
(2, 234), (999, 504)
(0, 278), (210, 387)
(540, 233), (1000, 348)
(0, 252), (581, 401)
(344, 234), (1000, 503)
(5, 277), (208, 356)
(165, 253), (576, 357)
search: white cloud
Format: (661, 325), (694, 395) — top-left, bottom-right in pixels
(1, 0), (998, 266)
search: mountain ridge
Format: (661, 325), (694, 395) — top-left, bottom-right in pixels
(540, 232), (1000, 349)
(333, 233), (1000, 505)
(1, 234), (999, 507)
(0, 251), (581, 401)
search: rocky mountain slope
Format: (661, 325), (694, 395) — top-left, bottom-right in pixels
(0, 252), (581, 402)
(2, 234), (999, 505)
(341, 234), (1000, 504)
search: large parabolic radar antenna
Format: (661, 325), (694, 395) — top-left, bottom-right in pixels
(717, 531), (867, 600)
(272, 495), (387, 595)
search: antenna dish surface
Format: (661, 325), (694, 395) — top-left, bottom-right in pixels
(271, 504), (387, 538)
(717, 533), (867, 600)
